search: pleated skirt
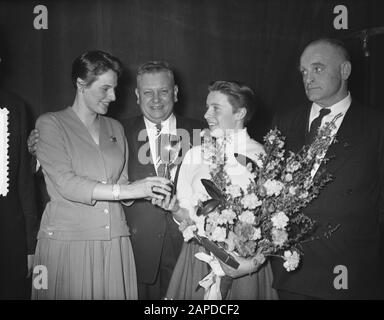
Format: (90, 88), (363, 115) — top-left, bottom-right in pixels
(165, 241), (279, 300)
(31, 236), (137, 300)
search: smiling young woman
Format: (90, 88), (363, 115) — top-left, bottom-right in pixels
(31, 50), (172, 300)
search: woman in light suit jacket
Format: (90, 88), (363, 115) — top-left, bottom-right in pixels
(31, 51), (172, 300)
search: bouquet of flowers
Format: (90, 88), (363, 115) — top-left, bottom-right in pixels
(180, 119), (340, 276)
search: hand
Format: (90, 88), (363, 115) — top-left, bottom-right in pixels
(27, 254), (34, 278)
(219, 253), (265, 279)
(151, 193), (179, 211)
(125, 177), (172, 200)
(27, 129), (39, 156)
(151, 195), (190, 223)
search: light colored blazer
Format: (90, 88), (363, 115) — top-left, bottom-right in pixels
(36, 107), (130, 241)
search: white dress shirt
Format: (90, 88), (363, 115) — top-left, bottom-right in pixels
(309, 92), (352, 176)
(144, 113), (178, 179)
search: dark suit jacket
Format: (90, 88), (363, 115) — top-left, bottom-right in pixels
(270, 100), (384, 299)
(121, 115), (205, 284)
(0, 89), (38, 299)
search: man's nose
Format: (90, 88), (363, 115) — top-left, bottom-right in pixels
(153, 91), (160, 103)
(304, 73), (314, 85)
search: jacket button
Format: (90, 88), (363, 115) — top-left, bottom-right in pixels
(104, 209), (109, 214)
(48, 231), (54, 236)
(347, 189), (353, 195)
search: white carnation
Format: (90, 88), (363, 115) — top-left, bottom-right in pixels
(267, 134), (276, 144)
(241, 193), (262, 209)
(226, 184), (242, 198)
(299, 191), (309, 199)
(238, 210), (255, 224)
(289, 186), (297, 195)
(271, 211), (289, 230)
(217, 209), (237, 225)
(263, 179), (284, 197)
(255, 158), (263, 168)
(182, 225), (197, 242)
(272, 228), (288, 247)
(210, 226), (227, 242)
(283, 250), (300, 271)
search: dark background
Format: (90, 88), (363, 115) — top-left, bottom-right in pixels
(0, 0), (383, 141)
(1, 0), (384, 295)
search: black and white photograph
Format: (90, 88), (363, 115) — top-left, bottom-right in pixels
(0, 0), (384, 305)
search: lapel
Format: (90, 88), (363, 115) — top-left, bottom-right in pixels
(287, 102), (361, 175)
(98, 116), (111, 149)
(132, 116), (149, 152)
(319, 101), (362, 175)
(132, 116), (157, 176)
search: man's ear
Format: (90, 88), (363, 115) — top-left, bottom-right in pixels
(135, 88), (140, 104)
(76, 78), (87, 92)
(341, 61), (352, 80)
(173, 85), (178, 103)
(236, 107), (247, 122)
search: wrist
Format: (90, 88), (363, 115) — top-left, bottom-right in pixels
(112, 184), (120, 200)
(120, 183), (136, 200)
(170, 201), (180, 213)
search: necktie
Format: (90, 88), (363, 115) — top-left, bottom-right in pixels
(307, 108), (331, 144)
(155, 123), (167, 178)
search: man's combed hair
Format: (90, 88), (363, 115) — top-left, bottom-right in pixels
(208, 80), (257, 125)
(136, 60), (175, 83)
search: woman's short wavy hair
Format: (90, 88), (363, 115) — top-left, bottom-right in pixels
(71, 50), (123, 88)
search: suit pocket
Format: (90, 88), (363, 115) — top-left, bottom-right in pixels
(49, 201), (80, 227)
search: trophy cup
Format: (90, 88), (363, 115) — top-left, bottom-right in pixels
(156, 133), (182, 196)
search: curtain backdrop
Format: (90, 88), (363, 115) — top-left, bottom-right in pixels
(0, 0), (383, 140)
(1, 0), (384, 293)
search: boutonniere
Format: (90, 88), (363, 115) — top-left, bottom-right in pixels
(0, 107), (10, 197)
(110, 136), (117, 143)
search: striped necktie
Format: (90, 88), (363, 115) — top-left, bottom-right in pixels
(155, 123), (167, 177)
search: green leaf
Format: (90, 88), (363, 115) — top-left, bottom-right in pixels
(196, 199), (221, 216)
(201, 179), (225, 201)
(234, 153), (257, 171)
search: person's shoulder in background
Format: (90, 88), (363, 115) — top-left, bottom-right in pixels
(0, 88), (27, 113)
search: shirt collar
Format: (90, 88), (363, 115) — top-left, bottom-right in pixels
(226, 128), (248, 140)
(143, 113), (176, 134)
(312, 92), (351, 116)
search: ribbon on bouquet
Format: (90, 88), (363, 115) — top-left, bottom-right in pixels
(195, 252), (226, 300)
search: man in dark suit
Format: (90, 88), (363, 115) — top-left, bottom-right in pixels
(271, 38), (384, 299)
(0, 56), (38, 299)
(121, 61), (204, 300)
